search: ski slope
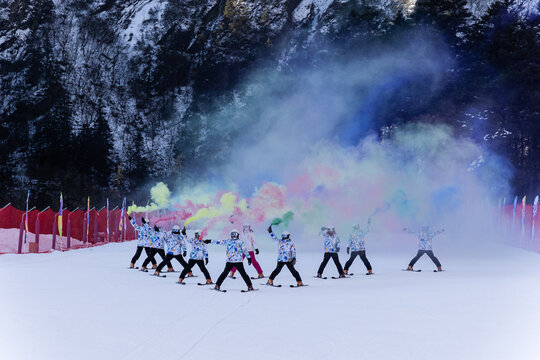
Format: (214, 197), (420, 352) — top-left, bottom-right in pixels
(1, 235), (539, 360)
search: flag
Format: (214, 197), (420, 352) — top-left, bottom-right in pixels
(521, 196), (526, 236)
(531, 196), (539, 241)
(86, 196), (90, 240)
(106, 198), (110, 242)
(58, 193), (63, 238)
(119, 197), (125, 231)
(24, 190), (30, 244)
(512, 196), (518, 227)
(122, 197), (127, 240)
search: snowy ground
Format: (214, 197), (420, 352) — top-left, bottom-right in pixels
(1, 234), (540, 360)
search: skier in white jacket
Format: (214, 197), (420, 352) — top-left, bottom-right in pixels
(209, 229), (254, 291)
(229, 225), (264, 279)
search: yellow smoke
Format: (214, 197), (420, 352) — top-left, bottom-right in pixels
(127, 182), (171, 214)
(151, 182), (171, 208)
(184, 192), (247, 225)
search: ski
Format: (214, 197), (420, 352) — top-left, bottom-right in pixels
(211, 287), (227, 292)
(251, 276), (267, 280)
(433, 270), (446, 272)
(197, 282), (214, 286)
(140, 269), (148, 272)
(331, 276), (350, 279)
(127, 266), (139, 270)
(366, 272), (374, 276)
(313, 276), (327, 279)
(241, 288), (259, 293)
(176, 281), (186, 285)
(261, 283), (282, 287)
(150, 273), (166, 278)
(186, 275), (198, 278)
(290, 284), (309, 288)
(228, 276), (236, 279)
(402, 269), (421, 272)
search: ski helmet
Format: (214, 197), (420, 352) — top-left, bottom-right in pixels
(243, 225), (251, 232)
(194, 229), (202, 238)
(281, 231), (290, 240)
(172, 225), (181, 234)
(231, 229), (240, 239)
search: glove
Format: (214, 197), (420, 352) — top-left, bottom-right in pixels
(181, 227), (186, 235)
(128, 215), (132, 221)
(255, 248), (259, 255)
(183, 251), (187, 257)
(292, 258), (296, 266)
(154, 225), (159, 232)
(336, 246), (340, 253)
(346, 247), (350, 254)
(267, 226), (272, 233)
(205, 258), (209, 265)
(248, 258), (252, 266)
(204, 239), (211, 244)
(141, 217), (146, 224)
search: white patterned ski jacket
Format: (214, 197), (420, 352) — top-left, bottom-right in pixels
(213, 238), (250, 263)
(187, 237), (208, 260)
(319, 232), (341, 253)
(269, 232), (296, 262)
(163, 232), (187, 256)
(406, 229), (444, 251)
(349, 226), (370, 252)
(148, 228), (164, 249)
(129, 219), (150, 247)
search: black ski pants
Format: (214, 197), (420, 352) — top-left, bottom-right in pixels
(317, 252), (344, 275)
(131, 246), (144, 264)
(408, 250), (441, 268)
(344, 250), (372, 271)
(156, 253), (188, 272)
(216, 262), (252, 287)
(179, 259), (212, 280)
(141, 247), (156, 267)
(269, 261), (302, 282)
(143, 248), (170, 268)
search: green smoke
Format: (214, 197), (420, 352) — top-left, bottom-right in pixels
(271, 211), (294, 227)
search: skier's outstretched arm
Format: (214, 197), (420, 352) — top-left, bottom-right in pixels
(267, 226), (279, 243)
(213, 239), (229, 246)
(129, 218), (140, 231)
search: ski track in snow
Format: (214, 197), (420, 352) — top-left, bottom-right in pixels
(177, 290), (261, 360)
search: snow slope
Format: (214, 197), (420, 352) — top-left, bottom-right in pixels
(1, 236), (539, 360)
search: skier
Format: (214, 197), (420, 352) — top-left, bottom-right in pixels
(142, 225), (171, 271)
(266, 225), (303, 286)
(316, 226), (345, 278)
(404, 226), (444, 271)
(210, 229), (254, 291)
(153, 225), (190, 277)
(128, 215), (152, 269)
(229, 225), (264, 279)
(344, 219), (373, 275)
(177, 228), (212, 284)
